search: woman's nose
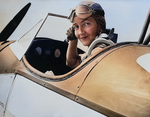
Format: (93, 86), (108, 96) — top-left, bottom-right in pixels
(78, 27), (84, 35)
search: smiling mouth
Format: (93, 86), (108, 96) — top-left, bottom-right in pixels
(81, 36), (88, 40)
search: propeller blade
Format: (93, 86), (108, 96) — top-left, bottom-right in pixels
(0, 2), (31, 41)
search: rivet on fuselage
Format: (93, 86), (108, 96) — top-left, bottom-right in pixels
(75, 97), (78, 100)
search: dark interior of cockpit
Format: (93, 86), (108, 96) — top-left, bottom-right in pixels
(25, 37), (84, 75)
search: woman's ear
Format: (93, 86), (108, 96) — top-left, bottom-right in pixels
(98, 29), (102, 36)
(99, 29), (102, 34)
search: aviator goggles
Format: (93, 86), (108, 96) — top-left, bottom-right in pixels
(68, 2), (105, 22)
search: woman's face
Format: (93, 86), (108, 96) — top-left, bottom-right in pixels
(73, 16), (98, 46)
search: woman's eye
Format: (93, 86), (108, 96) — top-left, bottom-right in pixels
(73, 25), (79, 30)
(84, 22), (90, 26)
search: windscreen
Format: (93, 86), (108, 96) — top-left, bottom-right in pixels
(37, 13), (71, 41)
(36, 13), (87, 51)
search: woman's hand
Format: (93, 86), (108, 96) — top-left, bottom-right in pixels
(66, 27), (77, 41)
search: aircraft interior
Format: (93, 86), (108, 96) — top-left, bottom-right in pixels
(25, 37), (84, 75)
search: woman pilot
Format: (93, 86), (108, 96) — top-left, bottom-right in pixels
(66, 1), (114, 69)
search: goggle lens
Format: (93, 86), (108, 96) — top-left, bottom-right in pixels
(75, 5), (92, 19)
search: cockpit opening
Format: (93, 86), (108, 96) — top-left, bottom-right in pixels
(25, 37), (84, 75)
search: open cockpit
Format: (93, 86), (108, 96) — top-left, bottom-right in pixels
(24, 37), (84, 76)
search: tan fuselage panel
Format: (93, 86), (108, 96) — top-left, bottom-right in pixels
(77, 45), (150, 116)
(0, 41), (20, 73)
(0, 41), (15, 51)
